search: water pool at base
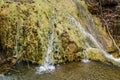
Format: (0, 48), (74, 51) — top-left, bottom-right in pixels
(1, 61), (120, 80)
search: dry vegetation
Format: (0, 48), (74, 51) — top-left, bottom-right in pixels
(86, 0), (120, 52)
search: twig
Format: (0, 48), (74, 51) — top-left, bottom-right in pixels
(103, 19), (120, 54)
(99, 0), (103, 17)
(6, 68), (20, 73)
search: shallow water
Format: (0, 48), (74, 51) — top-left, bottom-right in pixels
(1, 61), (120, 80)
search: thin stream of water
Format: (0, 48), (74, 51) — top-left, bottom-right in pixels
(36, 32), (55, 74)
(68, 14), (120, 64)
(36, 23), (55, 74)
(81, 50), (90, 63)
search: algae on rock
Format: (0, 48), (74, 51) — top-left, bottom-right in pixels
(0, 0), (116, 66)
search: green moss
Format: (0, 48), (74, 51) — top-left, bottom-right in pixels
(0, 0), (114, 65)
(0, 0), (4, 7)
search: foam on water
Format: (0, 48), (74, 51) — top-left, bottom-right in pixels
(0, 75), (15, 80)
(36, 65), (55, 74)
(81, 59), (91, 63)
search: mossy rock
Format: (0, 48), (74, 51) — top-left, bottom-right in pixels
(0, 0), (115, 65)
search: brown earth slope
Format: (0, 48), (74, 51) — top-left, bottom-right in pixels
(86, 0), (120, 54)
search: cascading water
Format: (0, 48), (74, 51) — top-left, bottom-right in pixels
(68, 14), (120, 65)
(81, 50), (90, 63)
(14, 23), (19, 58)
(36, 26), (55, 74)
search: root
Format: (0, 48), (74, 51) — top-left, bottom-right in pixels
(103, 19), (120, 54)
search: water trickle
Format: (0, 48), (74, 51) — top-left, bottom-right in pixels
(68, 14), (120, 65)
(13, 23), (19, 58)
(81, 50), (90, 63)
(36, 27), (55, 74)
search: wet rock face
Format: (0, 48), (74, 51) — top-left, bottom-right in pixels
(0, 0), (115, 65)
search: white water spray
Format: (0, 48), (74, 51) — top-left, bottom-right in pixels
(81, 50), (90, 63)
(68, 14), (120, 65)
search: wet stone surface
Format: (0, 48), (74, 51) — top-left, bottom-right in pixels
(1, 61), (120, 80)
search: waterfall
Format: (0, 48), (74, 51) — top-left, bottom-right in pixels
(36, 27), (55, 74)
(68, 14), (120, 65)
